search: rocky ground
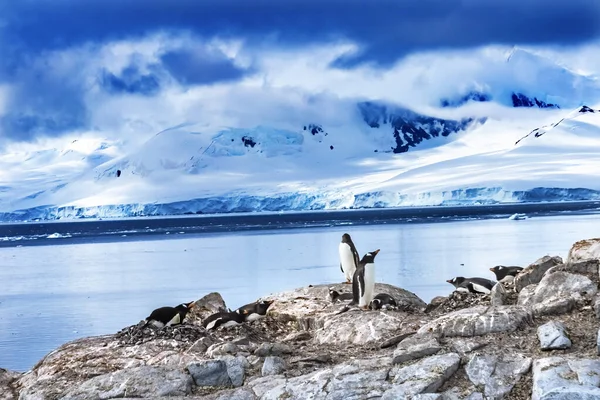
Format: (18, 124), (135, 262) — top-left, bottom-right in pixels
(2, 238), (600, 400)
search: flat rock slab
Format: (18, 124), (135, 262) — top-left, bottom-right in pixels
(393, 333), (441, 364)
(60, 366), (193, 399)
(417, 305), (533, 337)
(249, 356), (395, 400)
(465, 353), (532, 399)
(314, 308), (422, 346)
(382, 353), (461, 399)
(264, 283), (426, 329)
(533, 357), (600, 400)
(538, 321), (572, 350)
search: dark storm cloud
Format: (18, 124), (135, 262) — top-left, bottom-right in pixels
(2, 0), (599, 66)
(160, 49), (250, 85)
(1, 0), (599, 141)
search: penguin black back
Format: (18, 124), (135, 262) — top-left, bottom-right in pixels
(489, 266), (524, 282)
(145, 301), (195, 327)
(446, 276), (496, 291)
(235, 300), (274, 322)
(351, 249), (380, 305)
(203, 310), (245, 330)
(341, 233), (360, 268)
(329, 287), (354, 303)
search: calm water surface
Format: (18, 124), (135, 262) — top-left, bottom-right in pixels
(1, 213), (600, 371)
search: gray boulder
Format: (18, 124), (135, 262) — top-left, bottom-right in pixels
(519, 271), (597, 316)
(264, 283), (426, 330)
(187, 360), (232, 387)
(207, 342), (240, 358)
(393, 333), (441, 364)
(262, 356), (287, 376)
(449, 338), (487, 357)
(465, 353), (532, 399)
(514, 255), (563, 293)
(382, 353), (461, 399)
(315, 308), (422, 346)
(567, 238), (600, 264)
(60, 366), (193, 399)
(594, 295), (600, 319)
(217, 355), (248, 387)
(538, 321), (572, 350)
(532, 357), (600, 399)
(490, 282), (508, 306)
(0, 368), (20, 400)
(417, 305), (533, 337)
(254, 343), (293, 357)
(249, 356), (395, 400)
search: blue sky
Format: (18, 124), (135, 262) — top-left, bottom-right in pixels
(1, 0), (600, 143)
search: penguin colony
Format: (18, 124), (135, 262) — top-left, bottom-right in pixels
(142, 233), (524, 331)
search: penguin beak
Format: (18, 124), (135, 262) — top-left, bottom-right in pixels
(489, 268), (494, 272)
(445, 279), (452, 283)
(373, 249), (380, 255)
(187, 301), (196, 309)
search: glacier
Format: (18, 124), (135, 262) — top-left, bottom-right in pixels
(2, 47), (600, 222)
(2, 187), (600, 222)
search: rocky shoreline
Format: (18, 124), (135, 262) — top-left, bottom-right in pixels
(2, 238), (600, 400)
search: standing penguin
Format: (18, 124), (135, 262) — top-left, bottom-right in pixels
(351, 249), (380, 309)
(143, 301), (195, 328)
(339, 233), (360, 284)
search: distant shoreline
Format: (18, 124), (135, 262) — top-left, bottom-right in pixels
(1, 200), (599, 248)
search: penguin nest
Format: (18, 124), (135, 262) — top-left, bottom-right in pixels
(426, 291), (490, 316)
(115, 322), (209, 346)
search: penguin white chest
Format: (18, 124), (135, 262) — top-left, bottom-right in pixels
(339, 243), (357, 280)
(359, 263), (376, 307)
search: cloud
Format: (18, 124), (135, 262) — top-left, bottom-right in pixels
(160, 47), (252, 85)
(2, 0), (600, 68)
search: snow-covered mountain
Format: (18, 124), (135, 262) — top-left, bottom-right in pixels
(1, 48), (600, 221)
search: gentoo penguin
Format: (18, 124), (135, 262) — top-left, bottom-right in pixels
(202, 310), (245, 330)
(144, 301), (195, 328)
(328, 287), (354, 303)
(446, 277), (496, 295)
(489, 265), (524, 283)
(339, 233), (360, 284)
(369, 293), (397, 310)
(351, 249), (380, 309)
(234, 300), (274, 322)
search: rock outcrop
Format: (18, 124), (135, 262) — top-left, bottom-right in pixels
(6, 237), (600, 399)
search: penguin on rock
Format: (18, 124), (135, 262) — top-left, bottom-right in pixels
(446, 276), (496, 295)
(339, 233), (360, 284)
(234, 300), (274, 322)
(143, 301), (195, 328)
(351, 249), (380, 310)
(489, 265), (524, 283)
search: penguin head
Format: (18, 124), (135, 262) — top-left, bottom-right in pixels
(369, 298), (382, 310)
(329, 287), (340, 301)
(255, 300), (274, 315)
(341, 233), (352, 243)
(175, 301), (195, 311)
(361, 249), (380, 264)
(446, 277), (466, 288)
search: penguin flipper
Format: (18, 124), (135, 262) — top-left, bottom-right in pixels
(340, 263), (343, 273)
